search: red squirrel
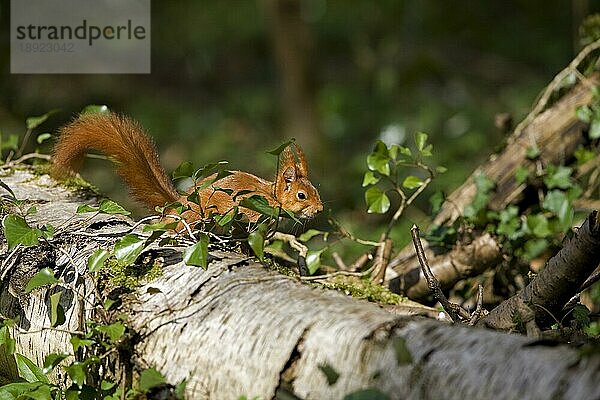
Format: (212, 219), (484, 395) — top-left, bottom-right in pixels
(51, 112), (323, 224)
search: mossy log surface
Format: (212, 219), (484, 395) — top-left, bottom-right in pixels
(1, 170), (599, 399)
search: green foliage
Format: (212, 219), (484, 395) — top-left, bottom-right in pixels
(463, 173), (495, 222)
(114, 234), (147, 266)
(87, 249), (110, 273)
(2, 215), (43, 250)
(344, 388), (390, 400)
(363, 133), (440, 215)
(0, 318), (184, 399)
(25, 110), (59, 130)
(80, 104), (109, 115)
(183, 234), (210, 268)
(76, 199), (131, 216)
(24, 268), (59, 293)
(138, 368), (166, 391)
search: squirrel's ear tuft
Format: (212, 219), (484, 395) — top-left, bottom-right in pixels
(293, 144), (309, 177)
(280, 144), (309, 177)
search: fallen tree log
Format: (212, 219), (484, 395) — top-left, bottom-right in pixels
(482, 211), (600, 330)
(1, 170), (600, 398)
(386, 72), (600, 298)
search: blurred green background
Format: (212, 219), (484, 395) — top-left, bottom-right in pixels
(1, 0), (598, 248)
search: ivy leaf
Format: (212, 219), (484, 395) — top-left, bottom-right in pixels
(98, 200), (131, 215)
(0, 325), (16, 355)
(388, 144), (399, 160)
(0, 382), (45, 397)
(522, 238), (548, 261)
(70, 337), (95, 353)
(17, 383), (52, 400)
(101, 380), (117, 391)
(214, 209), (237, 227)
(298, 229), (324, 242)
(306, 248), (325, 275)
(576, 105), (592, 123)
(589, 119), (600, 139)
(87, 249), (110, 273)
(318, 363), (340, 385)
(362, 171), (380, 187)
(16, 353), (49, 383)
(543, 165), (572, 189)
(566, 185), (583, 201)
(515, 166), (529, 185)
(142, 221), (179, 232)
(50, 291), (65, 327)
(76, 204), (98, 213)
(183, 234), (210, 269)
(543, 190), (572, 225)
(415, 132), (428, 151)
(96, 322), (126, 342)
(175, 380), (187, 399)
(25, 109), (59, 130)
(192, 161), (229, 180)
(42, 353), (69, 374)
(496, 206), (521, 240)
(344, 388), (390, 400)
(266, 139), (296, 156)
(464, 173), (495, 220)
(574, 146), (595, 165)
(365, 187), (390, 214)
(239, 195), (278, 218)
(393, 336), (413, 365)
(36, 133), (51, 144)
(429, 191), (445, 215)
(420, 143), (433, 157)
(80, 104), (109, 115)
(399, 146), (412, 157)
(572, 304), (591, 329)
(526, 214), (551, 238)
(114, 234), (146, 266)
(526, 146), (540, 159)
(24, 268), (59, 293)
(66, 362), (86, 388)
(139, 368), (166, 392)
(248, 229), (265, 262)
(171, 161), (195, 180)
(3, 214), (43, 250)
(402, 176), (424, 189)
(367, 141), (390, 176)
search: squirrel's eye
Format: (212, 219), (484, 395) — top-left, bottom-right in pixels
(297, 191), (307, 200)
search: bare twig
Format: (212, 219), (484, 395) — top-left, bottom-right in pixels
(372, 238), (393, 285)
(411, 224), (471, 322)
(331, 252), (347, 270)
(468, 284), (487, 325)
(347, 253), (371, 272)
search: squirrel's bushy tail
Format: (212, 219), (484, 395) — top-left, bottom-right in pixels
(52, 112), (179, 209)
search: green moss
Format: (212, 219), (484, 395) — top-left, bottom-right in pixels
(319, 276), (406, 305)
(102, 256), (163, 289)
(264, 258), (297, 277)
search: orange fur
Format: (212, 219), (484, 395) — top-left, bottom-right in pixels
(51, 112), (323, 223)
